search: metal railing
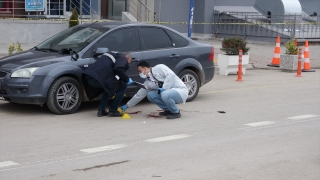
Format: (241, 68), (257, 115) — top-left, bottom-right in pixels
(68, 0), (99, 21)
(127, 0), (151, 22)
(213, 11), (320, 42)
(0, 0), (100, 20)
(0, 0), (66, 19)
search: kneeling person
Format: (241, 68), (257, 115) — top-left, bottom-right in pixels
(121, 61), (188, 119)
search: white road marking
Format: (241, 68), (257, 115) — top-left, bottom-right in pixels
(0, 151), (121, 172)
(246, 118), (320, 131)
(80, 144), (128, 153)
(244, 121), (275, 127)
(287, 114), (319, 120)
(0, 161), (19, 168)
(145, 134), (191, 143)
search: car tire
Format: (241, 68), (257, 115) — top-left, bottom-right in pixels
(46, 77), (83, 115)
(179, 69), (200, 102)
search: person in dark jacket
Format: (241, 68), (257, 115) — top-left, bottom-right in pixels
(82, 51), (133, 117)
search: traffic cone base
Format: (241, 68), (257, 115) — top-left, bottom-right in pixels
(267, 64), (280, 67)
(302, 69), (315, 72)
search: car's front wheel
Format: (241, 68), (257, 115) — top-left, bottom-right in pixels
(46, 77), (83, 114)
(179, 69), (200, 102)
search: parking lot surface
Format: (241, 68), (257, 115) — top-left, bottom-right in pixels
(1, 69), (319, 180)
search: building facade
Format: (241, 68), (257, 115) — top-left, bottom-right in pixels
(1, 0), (319, 42)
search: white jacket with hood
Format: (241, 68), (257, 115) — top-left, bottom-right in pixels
(126, 64), (188, 108)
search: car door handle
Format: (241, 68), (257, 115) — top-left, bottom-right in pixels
(170, 54), (180, 58)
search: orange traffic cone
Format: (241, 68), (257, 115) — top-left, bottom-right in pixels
(268, 36), (281, 67)
(302, 40), (315, 72)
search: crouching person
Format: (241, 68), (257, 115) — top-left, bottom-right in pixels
(120, 61), (188, 119)
(82, 51), (133, 117)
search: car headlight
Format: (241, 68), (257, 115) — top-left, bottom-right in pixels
(11, 68), (39, 78)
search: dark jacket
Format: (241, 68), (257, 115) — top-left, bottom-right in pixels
(81, 52), (130, 100)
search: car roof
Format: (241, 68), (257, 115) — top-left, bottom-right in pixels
(79, 21), (140, 29)
(78, 21), (169, 30)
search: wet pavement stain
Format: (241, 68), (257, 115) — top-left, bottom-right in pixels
(128, 111), (142, 114)
(73, 160), (130, 171)
(147, 112), (163, 118)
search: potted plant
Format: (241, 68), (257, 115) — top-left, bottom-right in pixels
(218, 37), (250, 76)
(280, 40), (300, 71)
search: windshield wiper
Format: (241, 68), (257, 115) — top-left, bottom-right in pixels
(37, 48), (59, 53)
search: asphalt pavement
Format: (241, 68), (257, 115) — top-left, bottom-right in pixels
(0, 69), (319, 180)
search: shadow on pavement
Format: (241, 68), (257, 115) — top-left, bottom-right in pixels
(0, 97), (151, 115)
(0, 102), (49, 115)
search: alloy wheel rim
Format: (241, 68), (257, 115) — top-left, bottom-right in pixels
(56, 83), (79, 110)
(181, 74), (197, 98)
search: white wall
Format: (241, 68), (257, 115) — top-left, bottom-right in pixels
(0, 20), (68, 44)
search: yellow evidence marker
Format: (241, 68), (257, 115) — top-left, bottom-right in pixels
(117, 108), (132, 119)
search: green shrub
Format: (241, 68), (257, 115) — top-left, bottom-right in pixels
(220, 37), (250, 55)
(285, 40), (298, 55)
(8, 42), (23, 55)
(69, 8), (79, 28)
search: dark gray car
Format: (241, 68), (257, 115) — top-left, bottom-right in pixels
(0, 22), (215, 114)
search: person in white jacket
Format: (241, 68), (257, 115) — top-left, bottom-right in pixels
(120, 61), (188, 119)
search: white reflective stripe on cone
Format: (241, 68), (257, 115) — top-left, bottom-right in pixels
(276, 43), (280, 46)
(305, 47), (309, 51)
(274, 54), (280, 58)
(304, 58), (310, 62)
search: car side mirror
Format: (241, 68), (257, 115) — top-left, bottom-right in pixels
(94, 48), (109, 57)
(71, 51), (79, 61)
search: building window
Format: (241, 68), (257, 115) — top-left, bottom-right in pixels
(0, 0), (13, 12)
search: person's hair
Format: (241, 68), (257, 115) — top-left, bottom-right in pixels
(137, 61), (150, 68)
(124, 52), (131, 58)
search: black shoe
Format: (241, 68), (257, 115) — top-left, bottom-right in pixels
(159, 110), (171, 116)
(166, 111), (181, 119)
(108, 111), (123, 117)
(97, 110), (108, 117)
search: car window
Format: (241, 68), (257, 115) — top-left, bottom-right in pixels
(165, 29), (189, 48)
(140, 27), (173, 50)
(93, 27), (139, 53)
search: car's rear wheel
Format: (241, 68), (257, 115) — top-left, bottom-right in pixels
(46, 77), (82, 115)
(179, 69), (200, 102)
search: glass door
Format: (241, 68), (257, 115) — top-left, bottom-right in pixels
(109, 0), (126, 20)
(46, 0), (66, 18)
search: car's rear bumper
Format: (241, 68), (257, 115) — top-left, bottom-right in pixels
(203, 65), (215, 85)
(0, 75), (54, 105)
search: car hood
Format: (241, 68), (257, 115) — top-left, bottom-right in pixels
(0, 50), (68, 72)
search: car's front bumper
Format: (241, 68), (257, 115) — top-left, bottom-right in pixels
(0, 74), (54, 105)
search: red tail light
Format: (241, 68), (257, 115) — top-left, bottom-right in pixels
(209, 46), (214, 61)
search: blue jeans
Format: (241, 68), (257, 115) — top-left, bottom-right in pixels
(87, 78), (127, 112)
(147, 89), (183, 113)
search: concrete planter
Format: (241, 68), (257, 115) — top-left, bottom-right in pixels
(280, 54), (302, 71)
(218, 54), (249, 76)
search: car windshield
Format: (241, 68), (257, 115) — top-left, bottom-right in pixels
(36, 26), (108, 53)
